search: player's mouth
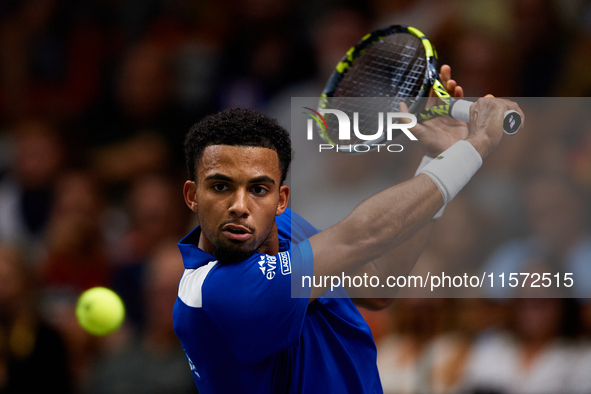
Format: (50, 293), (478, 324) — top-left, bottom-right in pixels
(221, 224), (253, 242)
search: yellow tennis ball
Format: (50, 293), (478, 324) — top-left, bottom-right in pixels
(76, 287), (125, 336)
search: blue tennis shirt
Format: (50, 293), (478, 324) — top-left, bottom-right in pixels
(173, 208), (382, 393)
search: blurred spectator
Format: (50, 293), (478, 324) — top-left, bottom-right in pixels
(441, 28), (515, 97)
(510, 0), (573, 96)
(564, 107), (591, 199)
(40, 170), (110, 293)
(371, 0), (457, 38)
(461, 298), (576, 393)
(81, 39), (190, 185)
(377, 298), (451, 394)
(554, 0), (591, 96)
(173, 24), (222, 121)
(423, 299), (510, 393)
(267, 4), (373, 124)
(110, 174), (188, 331)
(0, 0), (107, 122)
(83, 240), (198, 394)
(36, 169), (111, 391)
(482, 173), (591, 298)
(0, 118), (66, 263)
(422, 195), (490, 277)
(213, 0), (316, 110)
(0, 243), (72, 393)
(570, 300), (591, 393)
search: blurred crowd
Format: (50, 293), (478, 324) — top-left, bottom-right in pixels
(0, 0), (590, 393)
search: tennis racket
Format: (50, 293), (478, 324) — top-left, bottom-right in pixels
(315, 25), (522, 151)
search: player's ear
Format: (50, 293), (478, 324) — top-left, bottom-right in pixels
(276, 185), (289, 216)
(183, 181), (198, 212)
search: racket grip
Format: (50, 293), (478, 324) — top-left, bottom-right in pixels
(449, 99), (522, 135)
(449, 99), (472, 123)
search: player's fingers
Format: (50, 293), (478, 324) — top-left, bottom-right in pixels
(399, 101), (427, 133)
(431, 65), (455, 102)
(495, 97), (525, 128)
(446, 79), (465, 99)
(475, 95), (525, 133)
(439, 64), (451, 83)
(399, 102), (414, 125)
(441, 65), (465, 98)
(484, 95), (523, 116)
(446, 79), (456, 92)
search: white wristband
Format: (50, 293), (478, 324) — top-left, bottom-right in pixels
(419, 140), (482, 206)
(414, 155), (445, 219)
(414, 155), (434, 176)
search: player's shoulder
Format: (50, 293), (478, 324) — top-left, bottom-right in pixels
(176, 260), (219, 309)
(276, 207), (320, 242)
(177, 252), (260, 310)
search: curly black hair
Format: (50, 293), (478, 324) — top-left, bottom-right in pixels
(184, 108), (292, 184)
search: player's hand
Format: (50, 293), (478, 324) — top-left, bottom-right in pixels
(401, 65), (468, 158)
(465, 95), (524, 158)
(429, 64), (463, 102)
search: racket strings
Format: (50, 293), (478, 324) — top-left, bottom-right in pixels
(334, 34), (426, 99)
(324, 33), (426, 145)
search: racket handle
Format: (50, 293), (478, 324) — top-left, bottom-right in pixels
(449, 99), (522, 135)
(449, 99), (471, 123)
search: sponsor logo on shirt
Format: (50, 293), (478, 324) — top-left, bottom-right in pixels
(258, 255), (276, 280)
(279, 251), (291, 275)
(185, 353), (201, 380)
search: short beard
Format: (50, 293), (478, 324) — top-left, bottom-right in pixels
(212, 242), (257, 265)
(212, 231), (275, 265)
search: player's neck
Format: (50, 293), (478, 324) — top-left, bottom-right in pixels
(256, 222), (280, 256)
(197, 230), (214, 254)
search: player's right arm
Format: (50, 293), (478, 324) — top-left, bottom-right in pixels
(307, 96), (523, 301)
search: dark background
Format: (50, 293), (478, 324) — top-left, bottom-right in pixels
(0, 0), (590, 393)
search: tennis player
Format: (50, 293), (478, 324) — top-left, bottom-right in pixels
(173, 67), (523, 393)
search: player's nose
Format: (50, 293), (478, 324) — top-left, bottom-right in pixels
(228, 188), (249, 217)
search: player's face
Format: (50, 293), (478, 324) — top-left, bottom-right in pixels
(183, 145), (289, 263)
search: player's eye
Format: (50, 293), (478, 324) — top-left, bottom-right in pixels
(212, 184), (228, 192)
(252, 185), (267, 195)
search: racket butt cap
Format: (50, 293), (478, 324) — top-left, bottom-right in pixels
(503, 110), (521, 135)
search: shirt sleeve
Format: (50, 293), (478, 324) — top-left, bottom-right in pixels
(202, 239), (314, 364)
